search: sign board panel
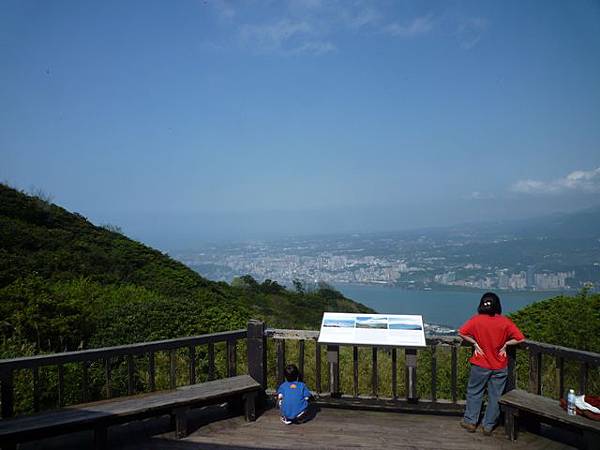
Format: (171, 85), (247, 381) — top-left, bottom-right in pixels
(317, 312), (426, 347)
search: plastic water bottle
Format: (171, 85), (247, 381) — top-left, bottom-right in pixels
(567, 389), (576, 416)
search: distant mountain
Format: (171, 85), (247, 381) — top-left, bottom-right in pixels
(416, 205), (600, 242)
(505, 206), (600, 239)
(0, 183), (372, 353)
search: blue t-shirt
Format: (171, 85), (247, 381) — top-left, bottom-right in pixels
(277, 380), (311, 419)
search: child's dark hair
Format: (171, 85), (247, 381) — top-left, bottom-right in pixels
(284, 364), (300, 382)
(477, 292), (502, 316)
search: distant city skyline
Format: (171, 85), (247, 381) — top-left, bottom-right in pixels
(2, 0), (599, 248)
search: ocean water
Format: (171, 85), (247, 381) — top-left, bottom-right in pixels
(333, 284), (561, 329)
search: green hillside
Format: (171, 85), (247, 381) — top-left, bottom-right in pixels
(509, 288), (600, 353)
(0, 183), (372, 355)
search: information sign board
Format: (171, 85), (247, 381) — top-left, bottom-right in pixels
(317, 312), (426, 347)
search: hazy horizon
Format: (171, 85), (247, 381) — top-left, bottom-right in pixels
(2, 1), (600, 249)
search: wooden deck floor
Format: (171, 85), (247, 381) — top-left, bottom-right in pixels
(19, 405), (581, 450)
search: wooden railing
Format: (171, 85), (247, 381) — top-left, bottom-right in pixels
(1, 320), (599, 420)
(263, 326), (467, 413)
(0, 329), (246, 419)
(514, 340), (600, 399)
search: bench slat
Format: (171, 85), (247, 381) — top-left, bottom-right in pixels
(500, 389), (600, 433)
(0, 375), (260, 440)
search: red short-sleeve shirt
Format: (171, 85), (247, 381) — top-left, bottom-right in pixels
(459, 314), (525, 370)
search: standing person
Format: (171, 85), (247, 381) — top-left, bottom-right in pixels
(277, 364), (312, 424)
(459, 292), (525, 435)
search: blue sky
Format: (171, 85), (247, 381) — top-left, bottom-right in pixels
(1, 0), (600, 248)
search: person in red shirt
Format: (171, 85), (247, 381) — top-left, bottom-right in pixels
(458, 292), (525, 435)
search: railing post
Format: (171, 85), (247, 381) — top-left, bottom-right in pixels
(430, 345), (437, 403)
(315, 343), (322, 394)
(227, 339), (237, 377)
(247, 320), (267, 390)
(405, 348), (418, 402)
(276, 340), (286, 387)
(1, 368), (14, 419)
(528, 349), (542, 395)
(555, 356), (564, 399)
(506, 345), (517, 392)
(371, 347), (378, 398)
(579, 362), (588, 395)
(327, 345), (340, 398)
(450, 345), (458, 403)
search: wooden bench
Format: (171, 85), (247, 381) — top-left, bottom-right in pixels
(500, 389), (600, 450)
(0, 374), (261, 450)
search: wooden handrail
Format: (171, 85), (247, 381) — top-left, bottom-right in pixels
(0, 330), (246, 371)
(265, 329), (600, 365)
(0, 329), (246, 419)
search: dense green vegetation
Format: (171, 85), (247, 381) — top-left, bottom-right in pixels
(510, 288), (600, 353)
(0, 183), (372, 356)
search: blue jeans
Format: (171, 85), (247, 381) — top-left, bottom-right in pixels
(463, 364), (507, 430)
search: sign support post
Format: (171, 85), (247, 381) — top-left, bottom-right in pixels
(405, 348), (418, 402)
(327, 345), (340, 398)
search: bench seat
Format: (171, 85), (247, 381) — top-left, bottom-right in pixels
(0, 374), (261, 450)
(499, 389), (600, 450)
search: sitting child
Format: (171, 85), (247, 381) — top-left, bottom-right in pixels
(277, 363), (312, 424)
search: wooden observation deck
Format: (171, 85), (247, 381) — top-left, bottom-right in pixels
(1, 320), (598, 449)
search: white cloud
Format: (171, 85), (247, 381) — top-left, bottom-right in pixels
(457, 17), (488, 50)
(211, 0), (236, 21)
(466, 191), (496, 200)
(292, 40), (336, 55)
(511, 167), (600, 195)
(240, 20), (314, 54)
(383, 15), (434, 38)
(344, 8), (382, 30)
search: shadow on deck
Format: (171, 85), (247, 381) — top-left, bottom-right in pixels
(20, 404), (580, 450)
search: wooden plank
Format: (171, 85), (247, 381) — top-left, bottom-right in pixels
(315, 343), (321, 393)
(276, 340), (286, 386)
(521, 340), (600, 365)
(208, 343), (215, 381)
(298, 340), (305, 378)
(227, 340), (237, 377)
(430, 345), (437, 403)
(371, 347), (378, 398)
(451, 345), (458, 403)
(246, 320), (267, 390)
(174, 406), (189, 439)
(94, 425), (107, 450)
(169, 350), (177, 389)
(405, 348), (418, 402)
(528, 349), (542, 395)
(33, 367), (40, 412)
(58, 364), (65, 407)
(266, 329), (319, 340)
(81, 361), (89, 402)
(0, 330), (248, 371)
(391, 348), (397, 400)
(499, 389), (600, 433)
(127, 355), (135, 395)
(555, 356), (564, 400)
(506, 345), (517, 392)
(0, 375), (262, 440)
(313, 396), (465, 415)
(579, 362), (588, 395)
(104, 358), (111, 399)
(353, 346), (359, 398)
(1, 369), (14, 419)
(188, 346), (196, 385)
(148, 352), (156, 392)
(327, 345), (340, 398)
